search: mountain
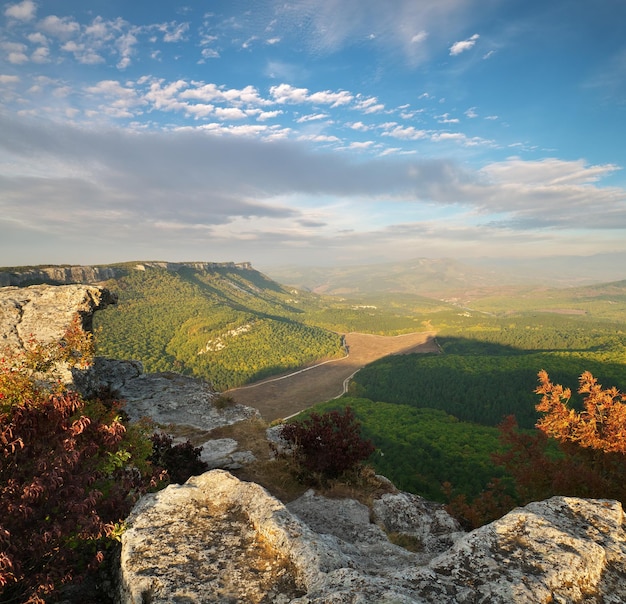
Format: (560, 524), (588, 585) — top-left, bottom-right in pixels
(262, 254), (626, 297)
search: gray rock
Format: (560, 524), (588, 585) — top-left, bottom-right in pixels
(198, 438), (256, 469)
(0, 283), (116, 351)
(119, 472), (626, 604)
(416, 496), (626, 603)
(372, 491), (464, 560)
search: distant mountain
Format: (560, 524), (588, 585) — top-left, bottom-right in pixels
(262, 257), (535, 298)
(469, 253), (626, 287)
(262, 254), (626, 298)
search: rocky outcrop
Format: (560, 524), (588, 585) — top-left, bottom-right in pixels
(0, 262), (253, 287)
(0, 265), (125, 287)
(0, 284), (257, 431)
(119, 471), (626, 604)
(0, 284), (117, 351)
(75, 357), (259, 431)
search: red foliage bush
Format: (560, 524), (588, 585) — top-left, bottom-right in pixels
(0, 321), (159, 603)
(496, 371), (626, 504)
(148, 432), (208, 485)
(280, 406), (375, 481)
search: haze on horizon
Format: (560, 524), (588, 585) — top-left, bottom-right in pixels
(1, 0), (625, 268)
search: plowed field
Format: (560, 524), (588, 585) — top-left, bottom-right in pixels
(227, 331), (438, 421)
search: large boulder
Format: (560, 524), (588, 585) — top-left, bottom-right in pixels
(118, 471), (626, 603)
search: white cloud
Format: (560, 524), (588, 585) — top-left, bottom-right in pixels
(257, 110), (283, 121)
(296, 113), (329, 123)
(215, 107), (248, 120)
(309, 89), (353, 107)
(270, 83), (310, 104)
(27, 32), (47, 44)
(437, 113), (459, 124)
(31, 45), (49, 63)
(38, 15), (80, 39)
(4, 0), (36, 21)
(0, 74), (20, 84)
(269, 84), (353, 108)
(355, 96), (385, 114)
(115, 31), (138, 69)
(158, 21), (189, 43)
(410, 31), (428, 44)
(348, 141), (374, 149)
(449, 33), (479, 56)
(465, 107), (478, 118)
(347, 121), (369, 131)
(382, 125), (428, 140)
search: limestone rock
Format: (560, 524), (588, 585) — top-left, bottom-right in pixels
(199, 438), (257, 469)
(0, 283), (117, 351)
(119, 471), (626, 604)
(75, 356), (259, 432)
(119, 471), (452, 604)
(372, 491), (464, 561)
(415, 495), (626, 603)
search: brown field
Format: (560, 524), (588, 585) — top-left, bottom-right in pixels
(227, 331), (439, 421)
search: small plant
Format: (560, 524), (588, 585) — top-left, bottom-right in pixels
(213, 394), (235, 410)
(148, 432), (209, 484)
(279, 406), (375, 483)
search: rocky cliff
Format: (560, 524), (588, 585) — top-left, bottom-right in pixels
(0, 262), (253, 287)
(0, 283), (117, 350)
(0, 283), (258, 432)
(2, 282), (625, 603)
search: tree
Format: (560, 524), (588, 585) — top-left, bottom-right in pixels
(446, 371), (626, 529)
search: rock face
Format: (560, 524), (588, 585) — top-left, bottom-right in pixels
(75, 357), (259, 431)
(0, 283), (117, 351)
(0, 284), (257, 431)
(0, 265), (124, 287)
(0, 262), (253, 287)
(119, 470), (626, 604)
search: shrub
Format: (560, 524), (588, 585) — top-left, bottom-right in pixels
(279, 406), (375, 482)
(148, 432), (208, 484)
(445, 370), (626, 529)
(0, 319), (159, 603)
(497, 370), (626, 504)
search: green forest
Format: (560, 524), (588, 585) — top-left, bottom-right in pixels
(93, 265), (350, 389)
(93, 263), (626, 504)
(93, 263), (455, 389)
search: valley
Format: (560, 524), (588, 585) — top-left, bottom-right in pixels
(228, 331), (439, 420)
(5, 259), (626, 509)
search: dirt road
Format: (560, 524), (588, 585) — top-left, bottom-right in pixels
(227, 331), (439, 421)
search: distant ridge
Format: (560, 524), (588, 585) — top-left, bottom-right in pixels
(0, 261), (253, 287)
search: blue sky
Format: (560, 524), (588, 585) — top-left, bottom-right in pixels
(1, 0), (625, 268)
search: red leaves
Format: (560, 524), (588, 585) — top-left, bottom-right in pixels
(536, 370), (626, 454)
(495, 372), (626, 510)
(280, 406), (375, 481)
(0, 337), (157, 602)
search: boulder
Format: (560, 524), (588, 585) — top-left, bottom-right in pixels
(76, 357), (259, 431)
(119, 471), (626, 603)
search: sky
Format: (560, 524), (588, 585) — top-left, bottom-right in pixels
(1, 0), (626, 268)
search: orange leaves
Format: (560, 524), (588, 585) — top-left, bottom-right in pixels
(535, 370), (626, 454)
